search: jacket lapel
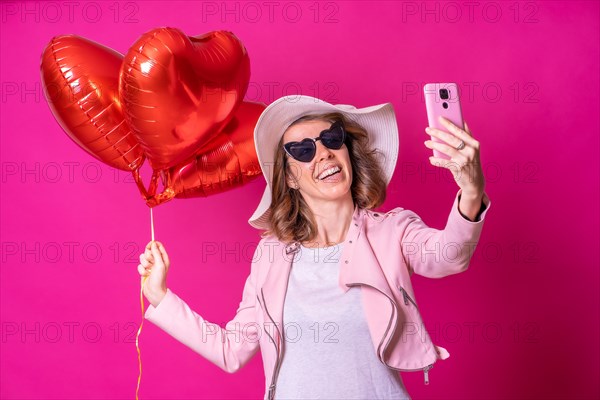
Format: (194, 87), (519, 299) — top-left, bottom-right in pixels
(338, 212), (399, 360)
(336, 206), (397, 301)
(259, 241), (297, 341)
(258, 205), (398, 349)
(339, 234), (397, 301)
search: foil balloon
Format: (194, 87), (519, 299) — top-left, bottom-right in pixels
(171, 101), (265, 200)
(120, 28), (251, 172)
(40, 35), (144, 171)
(41, 28), (260, 209)
(135, 101), (264, 207)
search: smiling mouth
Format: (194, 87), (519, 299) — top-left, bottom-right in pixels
(317, 166), (342, 181)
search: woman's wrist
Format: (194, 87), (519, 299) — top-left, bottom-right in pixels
(149, 289), (167, 308)
(458, 190), (484, 222)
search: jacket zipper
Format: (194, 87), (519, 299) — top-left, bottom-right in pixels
(396, 284), (435, 384)
(346, 282), (435, 384)
(258, 282), (434, 393)
(423, 363), (433, 384)
(259, 243), (298, 400)
(398, 285), (419, 309)
(258, 289), (284, 400)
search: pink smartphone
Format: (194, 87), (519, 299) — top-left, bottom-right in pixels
(424, 83), (464, 160)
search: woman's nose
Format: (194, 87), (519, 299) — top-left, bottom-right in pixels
(315, 140), (334, 162)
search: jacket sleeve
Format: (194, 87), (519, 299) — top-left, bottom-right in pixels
(143, 243), (262, 373)
(396, 188), (491, 278)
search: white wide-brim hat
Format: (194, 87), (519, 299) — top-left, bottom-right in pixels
(248, 95), (399, 230)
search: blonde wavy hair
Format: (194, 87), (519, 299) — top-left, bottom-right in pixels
(261, 112), (388, 244)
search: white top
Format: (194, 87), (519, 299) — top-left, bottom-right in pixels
(274, 243), (411, 400)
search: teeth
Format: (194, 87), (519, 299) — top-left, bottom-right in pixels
(318, 166), (340, 180)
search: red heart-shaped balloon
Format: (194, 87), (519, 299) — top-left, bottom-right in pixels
(133, 101), (265, 207)
(40, 35), (144, 171)
(172, 101), (265, 199)
(120, 28), (250, 171)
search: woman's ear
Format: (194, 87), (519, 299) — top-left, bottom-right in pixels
(287, 176), (298, 189)
(285, 163), (301, 189)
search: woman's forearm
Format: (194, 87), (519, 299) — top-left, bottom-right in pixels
(458, 191), (484, 222)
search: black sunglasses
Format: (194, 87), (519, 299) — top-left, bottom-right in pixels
(283, 121), (347, 163)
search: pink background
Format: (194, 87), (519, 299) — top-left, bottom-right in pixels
(1, 1), (598, 399)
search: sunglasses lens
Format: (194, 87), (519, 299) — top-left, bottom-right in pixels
(287, 140), (315, 162)
(321, 124), (345, 149)
(284, 123), (346, 162)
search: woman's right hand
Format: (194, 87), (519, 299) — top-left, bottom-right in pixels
(138, 241), (170, 307)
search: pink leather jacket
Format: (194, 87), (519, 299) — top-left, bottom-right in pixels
(145, 189), (491, 400)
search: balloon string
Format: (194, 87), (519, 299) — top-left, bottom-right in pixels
(135, 207), (155, 400)
(136, 276), (147, 399)
(151, 207), (155, 242)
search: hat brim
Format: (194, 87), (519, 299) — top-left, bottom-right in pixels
(248, 95), (399, 231)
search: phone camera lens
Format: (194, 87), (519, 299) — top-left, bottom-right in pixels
(443, 102), (448, 109)
(440, 89), (449, 100)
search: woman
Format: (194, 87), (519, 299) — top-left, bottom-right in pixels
(138, 95), (491, 400)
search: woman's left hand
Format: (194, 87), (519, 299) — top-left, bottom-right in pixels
(424, 116), (485, 197)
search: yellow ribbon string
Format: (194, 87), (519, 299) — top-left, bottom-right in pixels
(136, 207), (155, 400)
